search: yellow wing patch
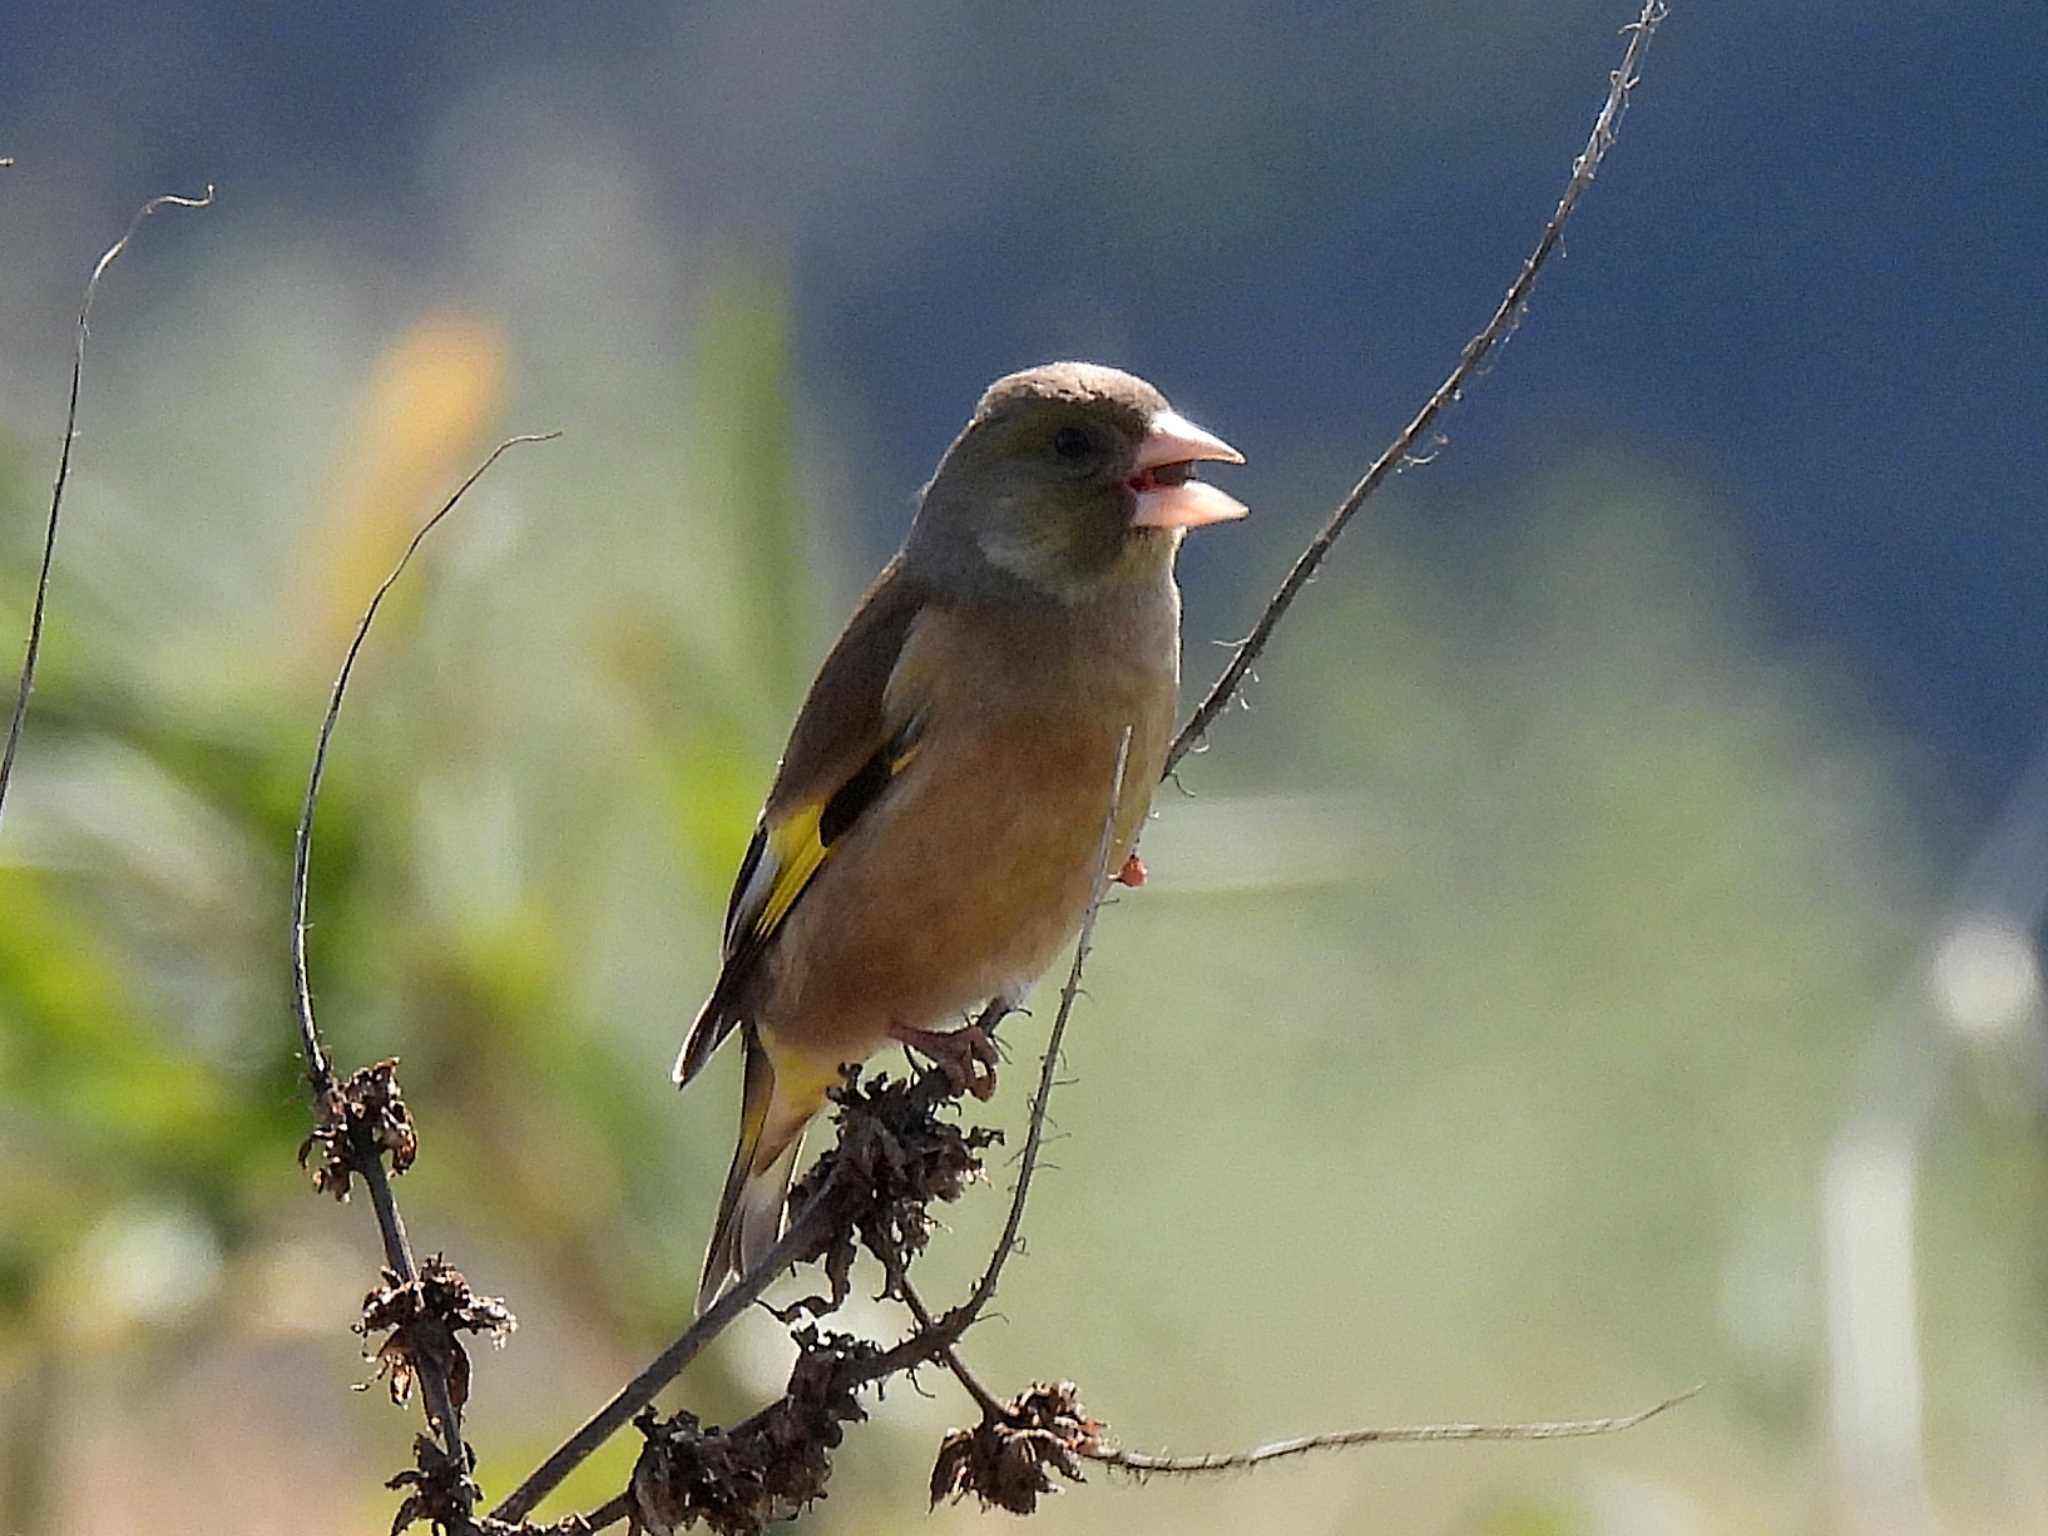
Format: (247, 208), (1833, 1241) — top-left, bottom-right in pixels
(752, 803), (828, 943)
(722, 717), (925, 967)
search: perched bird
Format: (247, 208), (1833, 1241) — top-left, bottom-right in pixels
(678, 362), (1245, 1313)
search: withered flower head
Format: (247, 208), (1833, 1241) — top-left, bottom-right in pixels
(628, 1327), (882, 1536)
(931, 1381), (1103, 1516)
(356, 1255), (516, 1418)
(781, 1067), (1001, 1316)
(299, 1058), (419, 1199)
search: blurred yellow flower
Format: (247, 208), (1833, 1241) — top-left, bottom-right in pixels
(301, 311), (507, 663)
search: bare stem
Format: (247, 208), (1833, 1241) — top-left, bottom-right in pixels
(290, 432), (559, 1088)
(1084, 1385), (1702, 1475)
(0, 186), (214, 829)
(487, 1166), (845, 1526)
(289, 431), (558, 1484)
(1165, 0), (1668, 776)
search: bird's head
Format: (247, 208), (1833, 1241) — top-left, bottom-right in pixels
(908, 362), (1245, 604)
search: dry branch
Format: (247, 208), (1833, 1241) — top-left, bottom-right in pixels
(289, 431), (557, 1502)
(1079, 1385), (1704, 1476)
(0, 186), (213, 828)
(489, 1169), (849, 1525)
(290, 432), (560, 1087)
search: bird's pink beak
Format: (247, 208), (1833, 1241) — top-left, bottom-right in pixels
(1128, 409), (1247, 530)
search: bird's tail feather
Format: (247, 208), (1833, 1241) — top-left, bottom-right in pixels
(695, 1028), (807, 1316)
(674, 978), (741, 1089)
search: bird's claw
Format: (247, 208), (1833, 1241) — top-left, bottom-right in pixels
(893, 1021), (1000, 1100)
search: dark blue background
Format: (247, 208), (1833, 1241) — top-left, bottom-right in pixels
(5, 2), (2043, 813)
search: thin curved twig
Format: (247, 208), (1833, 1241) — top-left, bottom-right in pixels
(1165, 0), (1668, 776)
(290, 430), (560, 1087)
(290, 431), (558, 1482)
(1081, 1384), (1702, 1475)
(0, 186), (214, 829)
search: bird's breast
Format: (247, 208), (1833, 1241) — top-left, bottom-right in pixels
(760, 595), (1178, 1062)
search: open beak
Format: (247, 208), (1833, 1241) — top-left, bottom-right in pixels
(1128, 408), (1248, 530)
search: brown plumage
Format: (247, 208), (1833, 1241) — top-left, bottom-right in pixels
(678, 363), (1245, 1313)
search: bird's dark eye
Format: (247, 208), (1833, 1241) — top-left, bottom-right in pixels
(1052, 425), (1095, 461)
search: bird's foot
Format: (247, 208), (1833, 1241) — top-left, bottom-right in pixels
(892, 1020), (1000, 1100)
(1114, 851), (1147, 887)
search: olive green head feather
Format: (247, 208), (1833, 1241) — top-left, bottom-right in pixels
(907, 362), (1245, 604)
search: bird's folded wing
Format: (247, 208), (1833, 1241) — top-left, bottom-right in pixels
(674, 559), (932, 1086)
(721, 715), (924, 965)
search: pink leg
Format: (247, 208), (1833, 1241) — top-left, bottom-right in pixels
(890, 1019), (1000, 1100)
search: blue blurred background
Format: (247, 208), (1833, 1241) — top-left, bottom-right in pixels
(2, 5), (2044, 1534)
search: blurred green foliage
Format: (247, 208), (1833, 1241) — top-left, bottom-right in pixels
(1, 253), (2044, 1536)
